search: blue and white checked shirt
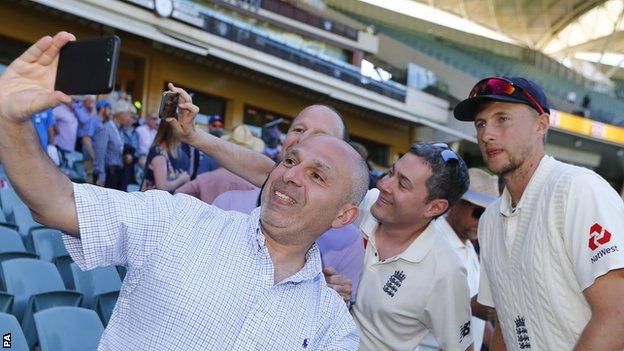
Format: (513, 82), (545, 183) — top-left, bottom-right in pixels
(63, 184), (358, 350)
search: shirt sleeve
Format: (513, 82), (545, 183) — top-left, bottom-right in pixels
(563, 173), (624, 291)
(72, 102), (91, 125)
(424, 265), (473, 351)
(63, 183), (179, 271)
(94, 125), (108, 182)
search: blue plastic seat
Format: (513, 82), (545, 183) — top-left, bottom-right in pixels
(1, 258), (83, 348)
(31, 228), (69, 262)
(0, 292), (13, 313)
(0, 185), (22, 220)
(70, 263), (121, 309)
(34, 307), (103, 351)
(12, 204), (43, 237)
(0, 312), (28, 351)
(0, 226), (27, 253)
(94, 291), (119, 327)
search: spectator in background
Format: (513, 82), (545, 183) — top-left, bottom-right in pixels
(52, 98), (79, 153)
(141, 118), (190, 192)
(31, 108), (58, 165)
(208, 115), (224, 137)
(94, 100), (131, 190)
(83, 99), (111, 183)
(73, 95), (97, 152)
(120, 113), (139, 190)
(196, 151), (220, 174)
(31, 108), (55, 150)
(175, 125), (262, 203)
(136, 112), (158, 169)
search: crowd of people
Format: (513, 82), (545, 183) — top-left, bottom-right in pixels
(1, 32), (624, 351)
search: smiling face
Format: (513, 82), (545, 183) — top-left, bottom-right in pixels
(259, 134), (360, 246)
(371, 153), (433, 227)
(474, 102), (548, 176)
(282, 106), (344, 156)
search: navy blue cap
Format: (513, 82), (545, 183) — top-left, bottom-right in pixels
(209, 115), (223, 124)
(453, 76), (550, 121)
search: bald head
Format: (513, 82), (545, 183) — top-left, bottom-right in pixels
(293, 105), (347, 141)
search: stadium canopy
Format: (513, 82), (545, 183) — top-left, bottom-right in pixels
(324, 0), (624, 79)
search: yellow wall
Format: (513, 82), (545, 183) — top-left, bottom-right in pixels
(0, 1), (412, 162)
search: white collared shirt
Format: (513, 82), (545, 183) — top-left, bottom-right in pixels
(419, 218), (485, 351)
(63, 184), (358, 350)
(478, 155), (624, 350)
(352, 190), (473, 351)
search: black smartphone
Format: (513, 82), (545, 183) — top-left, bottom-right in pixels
(159, 91), (180, 119)
(54, 36), (120, 95)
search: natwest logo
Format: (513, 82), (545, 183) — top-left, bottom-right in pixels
(589, 223), (612, 251)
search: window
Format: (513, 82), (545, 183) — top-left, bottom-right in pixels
(350, 135), (389, 167)
(243, 104), (293, 136)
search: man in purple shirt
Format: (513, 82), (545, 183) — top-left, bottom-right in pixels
(214, 187), (364, 301)
(52, 101), (78, 152)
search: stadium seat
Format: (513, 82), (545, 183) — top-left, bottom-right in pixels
(0, 312), (28, 351)
(1, 258), (83, 348)
(94, 290), (119, 326)
(0, 185), (22, 221)
(127, 183), (140, 192)
(34, 307), (103, 351)
(53, 255), (75, 290)
(0, 292), (13, 313)
(70, 263), (121, 308)
(0, 226), (28, 253)
(31, 228), (69, 262)
(12, 204), (44, 238)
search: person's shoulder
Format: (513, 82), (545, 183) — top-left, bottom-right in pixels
(429, 227), (466, 275)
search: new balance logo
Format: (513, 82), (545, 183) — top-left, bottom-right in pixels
(382, 270), (406, 297)
(459, 321), (471, 342)
(514, 316), (531, 349)
(588, 223), (612, 251)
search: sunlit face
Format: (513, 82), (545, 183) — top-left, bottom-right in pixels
(260, 135), (354, 246)
(474, 102), (545, 176)
(371, 153), (432, 226)
(282, 106), (344, 156)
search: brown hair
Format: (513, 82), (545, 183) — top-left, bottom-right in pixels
(153, 120), (180, 158)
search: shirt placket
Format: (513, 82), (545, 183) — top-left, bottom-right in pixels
(232, 244), (276, 350)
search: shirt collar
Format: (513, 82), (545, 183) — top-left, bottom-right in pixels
(395, 220), (438, 263)
(499, 155), (556, 217)
(248, 207), (323, 284)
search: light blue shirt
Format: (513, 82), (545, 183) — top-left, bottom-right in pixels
(63, 184), (358, 350)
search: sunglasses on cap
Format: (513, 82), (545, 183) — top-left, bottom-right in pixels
(469, 77), (545, 115)
(431, 143), (459, 163)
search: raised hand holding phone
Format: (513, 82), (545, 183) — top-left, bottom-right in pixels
(164, 83), (200, 144)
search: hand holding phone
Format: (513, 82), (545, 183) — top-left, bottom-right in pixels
(159, 91), (180, 119)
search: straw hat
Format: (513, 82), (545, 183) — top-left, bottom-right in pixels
(222, 125), (265, 153)
(462, 168), (499, 208)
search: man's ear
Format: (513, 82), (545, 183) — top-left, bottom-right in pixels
(536, 113), (550, 136)
(331, 204), (359, 228)
(424, 198), (449, 219)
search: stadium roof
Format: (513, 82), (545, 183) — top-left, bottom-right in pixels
(325, 0), (624, 76)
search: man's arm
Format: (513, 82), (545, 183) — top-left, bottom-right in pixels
(0, 32), (79, 235)
(491, 319), (506, 351)
(166, 83), (275, 187)
(82, 135), (95, 160)
(574, 269), (624, 350)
